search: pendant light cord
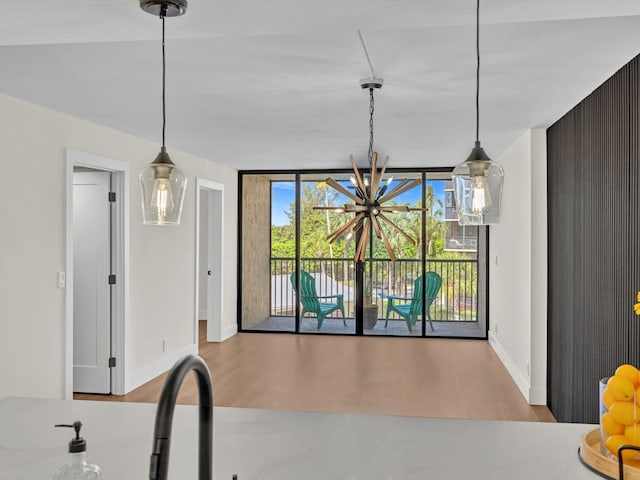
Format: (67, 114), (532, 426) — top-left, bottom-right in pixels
(475, 0), (480, 143)
(368, 87), (374, 170)
(161, 13), (166, 148)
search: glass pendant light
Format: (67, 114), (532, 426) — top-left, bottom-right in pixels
(139, 1), (187, 225)
(452, 0), (504, 226)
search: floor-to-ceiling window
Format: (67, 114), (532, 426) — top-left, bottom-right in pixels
(239, 169), (487, 338)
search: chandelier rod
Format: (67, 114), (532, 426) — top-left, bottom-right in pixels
(368, 88), (374, 170)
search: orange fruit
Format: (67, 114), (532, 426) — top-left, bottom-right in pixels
(602, 412), (625, 435)
(616, 365), (640, 387)
(626, 425), (640, 446)
(606, 434), (640, 461)
(609, 401), (640, 425)
(603, 388), (617, 409)
(608, 375), (636, 402)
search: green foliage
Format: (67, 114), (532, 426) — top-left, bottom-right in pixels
(271, 181), (449, 262)
(430, 237), (444, 257)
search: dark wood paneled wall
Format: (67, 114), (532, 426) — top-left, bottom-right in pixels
(548, 56), (640, 423)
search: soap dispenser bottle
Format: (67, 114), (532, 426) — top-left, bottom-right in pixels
(53, 421), (103, 480)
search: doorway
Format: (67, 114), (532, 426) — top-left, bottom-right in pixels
(65, 150), (128, 398)
(73, 169), (112, 393)
(195, 178), (224, 343)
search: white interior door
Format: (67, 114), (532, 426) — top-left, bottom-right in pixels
(73, 171), (111, 393)
(206, 189), (223, 341)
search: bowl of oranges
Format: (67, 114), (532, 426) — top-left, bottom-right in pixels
(601, 364), (640, 462)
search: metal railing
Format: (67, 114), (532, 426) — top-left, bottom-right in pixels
(271, 257), (478, 322)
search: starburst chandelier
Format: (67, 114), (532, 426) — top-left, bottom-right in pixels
(314, 47), (425, 262)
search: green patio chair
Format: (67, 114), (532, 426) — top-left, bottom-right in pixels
(290, 270), (346, 329)
(385, 272), (442, 332)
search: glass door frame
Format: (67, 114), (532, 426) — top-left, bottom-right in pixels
(238, 167), (488, 339)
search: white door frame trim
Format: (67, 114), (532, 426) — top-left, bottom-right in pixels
(65, 149), (129, 398)
(194, 177), (224, 344)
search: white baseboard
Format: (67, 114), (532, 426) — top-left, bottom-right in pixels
(125, 343), (198, 394)
(488, 331), (531, 403)
(199, 311), (207, 320)
(528, 386), (547, 405)
(221, 323), (237, 342)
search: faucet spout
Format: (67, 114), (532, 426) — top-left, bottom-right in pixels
(149, 354), (213, 480)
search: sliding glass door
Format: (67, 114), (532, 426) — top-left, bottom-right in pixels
(239, 170), (485, 339)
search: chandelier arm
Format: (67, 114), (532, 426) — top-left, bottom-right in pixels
(371, 213), (383, 239)
(377, 214), (416, 245)
(369, 152), (381, 203)
(352, 215), (365, 235)
(312, 206), (342, 211)
(375, 219), (397, 262)
(371, 156), (390, 202)
(376, 155), (390, 185)
(379, 206), (410, 213)
(344, 205), (368, 212)
(327, 213), (364, 243)
(355, 220), (371, 263)
(378, 178), (421, 204)
(349, 155), (367, 196)
(377, 178), (415, 204)
(326, 178), (364, 204)
(377, 178), (409, 202)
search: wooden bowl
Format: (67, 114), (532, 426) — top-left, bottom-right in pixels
(579, 428), (640, 479)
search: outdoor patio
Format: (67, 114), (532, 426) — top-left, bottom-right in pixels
(250, 316), (485, 338)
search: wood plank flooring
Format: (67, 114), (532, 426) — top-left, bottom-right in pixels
(75, 322), (555, 422)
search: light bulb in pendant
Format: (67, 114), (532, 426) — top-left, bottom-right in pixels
(471, 176), (491, 215)
(151, 178), (174, 223)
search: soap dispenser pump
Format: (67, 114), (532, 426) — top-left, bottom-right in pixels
(53, 421), (103, 480)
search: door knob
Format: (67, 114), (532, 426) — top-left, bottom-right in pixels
(207, 270), (212, 276)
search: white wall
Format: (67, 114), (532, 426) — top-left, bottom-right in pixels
(488, 128), (547, 405)
(0, 92), (238, 399)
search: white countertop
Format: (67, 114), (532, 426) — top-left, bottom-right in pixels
(0, 397), (601, 480)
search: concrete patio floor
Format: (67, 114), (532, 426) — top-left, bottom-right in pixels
(247, 316), (486, 338)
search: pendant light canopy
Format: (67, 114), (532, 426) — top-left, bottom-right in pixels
(452, 0), (504, 226)
(139, 0), (187, 225)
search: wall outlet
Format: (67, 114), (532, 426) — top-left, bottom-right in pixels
(162, 338), (168, 352)
(57, 272), (66, 288)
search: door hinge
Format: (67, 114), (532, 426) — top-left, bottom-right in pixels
(108, 274), (116, 285)
(108, 357), (116, 368)
(108, 192), (116, 202)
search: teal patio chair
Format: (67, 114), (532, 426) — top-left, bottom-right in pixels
(385, 272), (442, 332)
(290, 270), (346, 329)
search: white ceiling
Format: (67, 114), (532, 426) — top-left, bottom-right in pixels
(1, 1), (640, 170)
